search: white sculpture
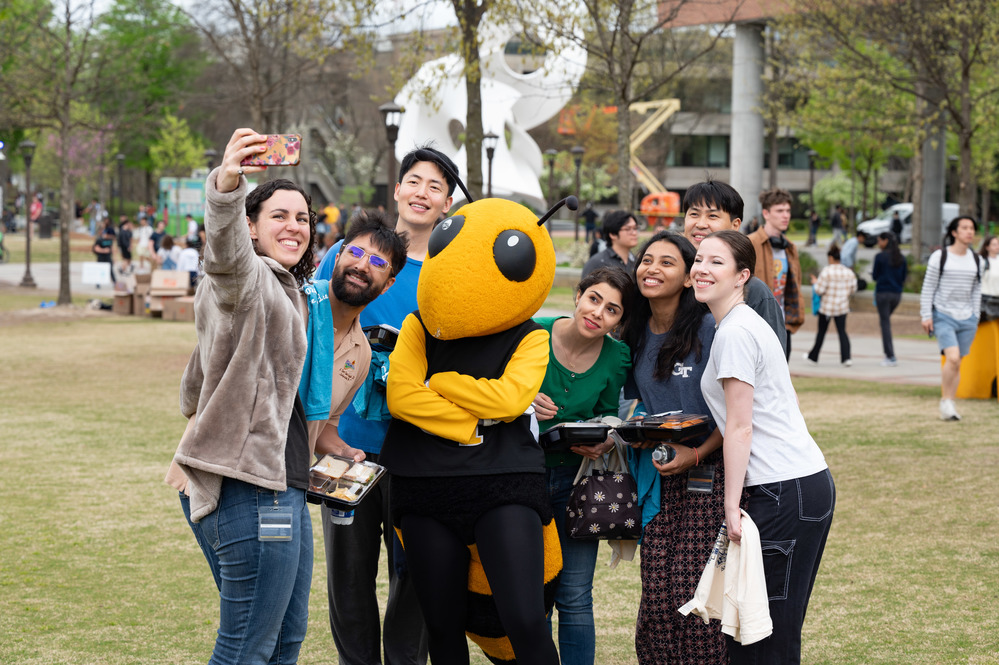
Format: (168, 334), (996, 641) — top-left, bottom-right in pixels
(393, 20), (587, 209)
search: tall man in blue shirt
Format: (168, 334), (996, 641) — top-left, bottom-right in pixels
(314, 145), (458, 665)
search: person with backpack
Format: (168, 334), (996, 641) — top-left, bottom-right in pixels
(919, 216), (982, 421)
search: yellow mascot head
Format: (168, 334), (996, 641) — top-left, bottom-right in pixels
(418, 196), (575, 340)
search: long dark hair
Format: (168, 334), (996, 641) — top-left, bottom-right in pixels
(245, 178), (317, 286)
(980, 234), (998, 260)
(879, 232), (904, 268)
(622, 230), (708, 381)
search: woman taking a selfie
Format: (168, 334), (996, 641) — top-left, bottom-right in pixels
(532, 266), (633, 665)
(169, 128), (317, 664)
(691, 230), (834, 665)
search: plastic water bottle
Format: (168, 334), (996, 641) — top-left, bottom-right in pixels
(329, 508), (354, 525)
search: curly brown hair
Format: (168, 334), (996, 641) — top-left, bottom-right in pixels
(245, 179), (317, 286)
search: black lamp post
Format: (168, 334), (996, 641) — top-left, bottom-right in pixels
(204, 148), (218, 171)
(379, 102), (404, 217)
(807, 149), (818, 217)
(116, 153), (125, 219)
(19, 139), (37, 288)
(570, 145), (585, 241)
(483, 131), (499, 197)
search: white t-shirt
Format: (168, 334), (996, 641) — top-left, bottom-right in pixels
(983, 256), (999, 298)
(701, 304), (827, 486)
(920, 248), (982, 321)
(177, 247), (201, 273)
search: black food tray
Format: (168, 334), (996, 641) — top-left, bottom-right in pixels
(614, 414), (711, 444)
(305, 454), (387, 510)
(363, 324), (399, 352)
(540, 422), (611, 452)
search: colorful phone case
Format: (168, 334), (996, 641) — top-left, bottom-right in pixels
(240, 134), (302, 166)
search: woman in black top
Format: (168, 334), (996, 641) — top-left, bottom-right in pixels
(871, 232), (908, 366)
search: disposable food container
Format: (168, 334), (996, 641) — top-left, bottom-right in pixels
(614, 413), (711, 444)
(306, 454), (386, 510)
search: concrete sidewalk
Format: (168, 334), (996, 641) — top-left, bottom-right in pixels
(4, 261), (944, 389)
(0, 261), (117, 298)
(536, 307), (943, 388)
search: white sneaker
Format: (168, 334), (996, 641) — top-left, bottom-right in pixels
(881, 358), (898, 367)
(842, 359), (852, 367)
(802, 352), (817, 365)
(939, 399), (961, 421)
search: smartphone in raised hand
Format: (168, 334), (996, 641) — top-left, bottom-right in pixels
(240, 134), (302, 166)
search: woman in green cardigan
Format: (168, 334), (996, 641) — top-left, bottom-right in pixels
(531, 266), (634, 665)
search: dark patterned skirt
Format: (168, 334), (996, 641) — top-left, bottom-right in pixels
(635, 447), (733, 665)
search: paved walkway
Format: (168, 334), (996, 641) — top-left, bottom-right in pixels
(3, 261), (943, 388)
(0, 260), (116, 298)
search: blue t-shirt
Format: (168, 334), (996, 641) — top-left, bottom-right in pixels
(315, 240), (423, 454)
(628, 312), (716, 530)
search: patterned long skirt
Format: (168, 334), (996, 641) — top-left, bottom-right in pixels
(635, 448), (730, 665)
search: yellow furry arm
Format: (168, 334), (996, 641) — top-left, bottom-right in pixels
(386, 313), (480, 442)
(428, 328), (550, 421)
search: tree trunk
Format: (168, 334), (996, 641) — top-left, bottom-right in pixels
(768, 124), (779, 189)
(911, 141), (923, 256)
(464, 38), (483, 201)
(453, 0), (486, 202)
(981, 186), (991, 232)
(58, 30), (73, 305)
(616, 101), (632, 208)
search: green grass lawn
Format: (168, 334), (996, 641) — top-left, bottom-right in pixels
(2, 234), (95, 264)
(1, 313), (997, 663)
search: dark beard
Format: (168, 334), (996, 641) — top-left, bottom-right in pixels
(331, 269), (378, 307)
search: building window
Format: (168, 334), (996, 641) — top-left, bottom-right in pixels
(667, 135), (729, 167)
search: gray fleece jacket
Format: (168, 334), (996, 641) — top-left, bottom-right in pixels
(172, 169), (309, 522)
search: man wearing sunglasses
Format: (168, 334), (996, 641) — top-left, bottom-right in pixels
(313, 144), (458, 665)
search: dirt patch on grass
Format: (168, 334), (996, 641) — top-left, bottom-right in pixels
(0, 302), (114, 327)
(798, 310), (925, 337)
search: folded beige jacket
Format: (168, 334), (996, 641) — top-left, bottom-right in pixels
(678, 509), (773, 646)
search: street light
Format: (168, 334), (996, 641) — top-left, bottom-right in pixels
(204, 148), (218, 171)
(807, 149), (818, 216)
(19, 140), (37, 288)
(379, 102), (404, 217)
(570, 145), (585, 241)
(116, 153), (125, 220)
(483, 131), (499, 197)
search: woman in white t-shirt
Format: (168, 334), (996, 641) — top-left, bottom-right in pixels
(691, 229), (835, 665)
(980, 235), (999, 320)
(919, 216), (982, 421)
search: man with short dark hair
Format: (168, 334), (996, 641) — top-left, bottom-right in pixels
(313, 144), (460, 665)
(830, 204), (845, 245)
(682, 179), (788, 354)
(840, 230), (867, 270)
(580, 209), (639, 279)
(749, 188), (805, 358)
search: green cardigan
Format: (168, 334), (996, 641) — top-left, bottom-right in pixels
(534, 316), (631, 467)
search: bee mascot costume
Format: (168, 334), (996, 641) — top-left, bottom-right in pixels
(380, 185), (577, 665)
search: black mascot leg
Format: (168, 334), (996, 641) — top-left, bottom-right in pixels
(474, 504), (560, 665)
(400, 514), (471, 665)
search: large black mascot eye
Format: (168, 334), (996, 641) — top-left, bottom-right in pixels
(493, 230), (536, 282)
(427, 215), (465, 259)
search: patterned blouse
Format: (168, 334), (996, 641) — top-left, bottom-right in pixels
(813, 263), (857, 317)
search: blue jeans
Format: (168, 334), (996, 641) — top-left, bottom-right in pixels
(728, 468), (835, 665)
(190, 477), (313, 665)
(180, 492), (222, 590)
(546, 464), (598, 665)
